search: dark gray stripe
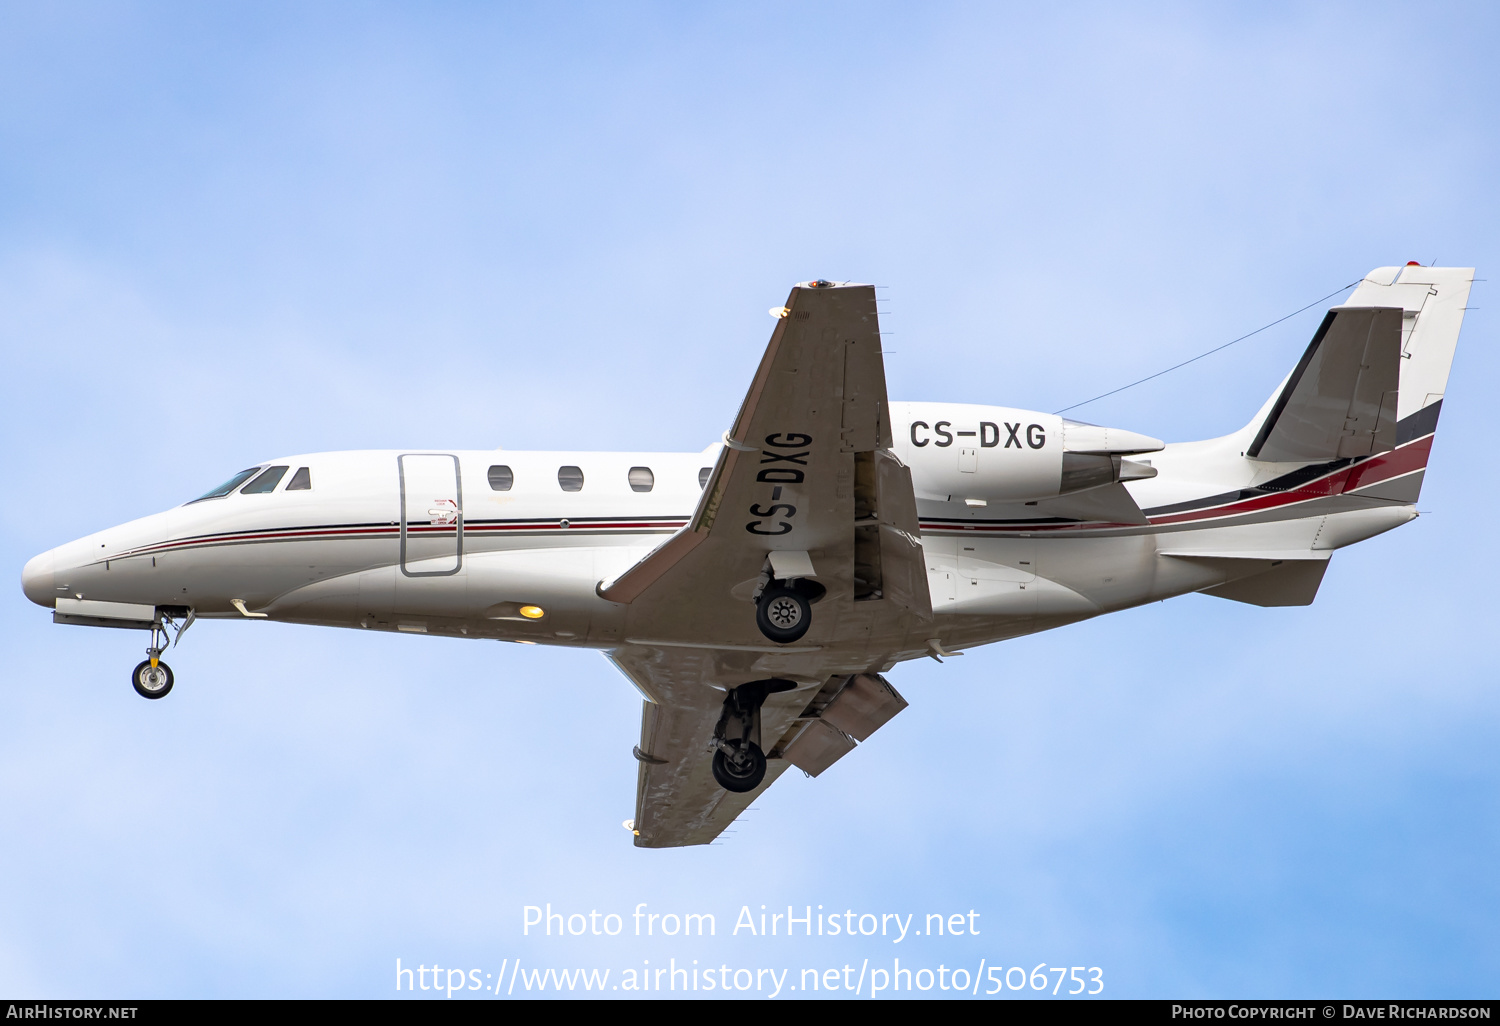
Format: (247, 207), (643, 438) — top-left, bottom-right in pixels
(1395, 399), (1442, 446)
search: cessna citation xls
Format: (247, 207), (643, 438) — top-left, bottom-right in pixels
(21, 265), (1471, 847)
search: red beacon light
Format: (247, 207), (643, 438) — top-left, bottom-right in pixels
(1407, 261), (1421, 266)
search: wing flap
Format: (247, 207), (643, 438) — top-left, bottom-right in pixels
(597, 282), (934, 848)
(780, 672), (909, 777)
(874, 450), (933, 616)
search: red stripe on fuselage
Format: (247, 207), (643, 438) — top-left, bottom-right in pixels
(1147, 435), (1432, 526)
(107, 520), (689, 561)
(919, 434), (1434, 535)
(1343, 435), (1432, 493)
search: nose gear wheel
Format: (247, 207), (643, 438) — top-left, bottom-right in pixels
(132, 659), (174, 699)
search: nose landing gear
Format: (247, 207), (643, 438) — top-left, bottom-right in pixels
(710, 678), (796, 793)
(129, 612), (191, 700)
(131, 658), (173, 699)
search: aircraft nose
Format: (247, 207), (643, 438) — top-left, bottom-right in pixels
(21, 550), (55, 608)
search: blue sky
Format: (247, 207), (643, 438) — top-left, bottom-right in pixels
(1, 1), (1496, 999)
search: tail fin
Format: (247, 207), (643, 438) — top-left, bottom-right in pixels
(1344, 264), (1473, 444)
(1242, 264), (1472, 503)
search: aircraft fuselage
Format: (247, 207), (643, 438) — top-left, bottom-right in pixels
(21, 421), (1418, 664)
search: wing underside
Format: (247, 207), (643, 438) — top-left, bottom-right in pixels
(602, 282), (930, 848)
(613, 647), (810, 847)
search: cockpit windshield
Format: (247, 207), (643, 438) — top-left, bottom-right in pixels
(188, 468), (260, 503)
(240, 466), (288, 494)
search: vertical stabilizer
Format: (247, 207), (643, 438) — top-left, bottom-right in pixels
(1334, 264), (1473, 501)
(1233, 265), (1472, 505)
(1343, 264), (1473, 428)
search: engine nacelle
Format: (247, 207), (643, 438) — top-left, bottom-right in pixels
(889, 401), (1164, 504)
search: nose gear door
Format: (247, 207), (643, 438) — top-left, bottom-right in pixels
(399, 454), (463, 576)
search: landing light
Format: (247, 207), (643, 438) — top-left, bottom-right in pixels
(769, 306), (789, 319)
(519, 605), (546, 619)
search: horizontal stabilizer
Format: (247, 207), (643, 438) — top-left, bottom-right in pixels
(1248, 306), (1401, 462)
(1165, 554), (1331, 607)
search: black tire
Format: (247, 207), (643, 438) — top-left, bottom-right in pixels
(131, 660), (174, 700)
(755, 585), (811, 644)
(712, 740), (767, 793)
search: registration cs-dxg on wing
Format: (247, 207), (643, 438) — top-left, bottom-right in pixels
(21, 265), (1471, 847)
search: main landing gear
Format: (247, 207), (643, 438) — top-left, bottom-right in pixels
(130, 610), (192, 700)
(753, 579), (823, 645)
(711, 678), (796, 793)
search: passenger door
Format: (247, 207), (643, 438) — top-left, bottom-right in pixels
(399, 454), (463, 576)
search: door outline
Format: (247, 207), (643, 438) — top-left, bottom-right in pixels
(398, 453), (464, 577)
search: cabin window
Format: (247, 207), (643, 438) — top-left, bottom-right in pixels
(487, 465), (514, 491)
(240, 466), (288, 494)
(699, 467), (712, 488)
(628, 467), (654, 492)
(189, 468), (260, 503)
(558, 466), (584, 492)
(286, 467), (312, 491)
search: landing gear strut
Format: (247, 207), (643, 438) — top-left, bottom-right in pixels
(711, 678), (796, 793)
(130, 611), (190, 700)
(131, 621), (174, 700)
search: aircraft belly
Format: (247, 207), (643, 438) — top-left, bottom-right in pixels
(182, 538), (376, 616)
(393, 564), (469, 619)
(1029, 535), (1158, 613)
(263, 571), (362, 622)
(263, 537), (664, 641)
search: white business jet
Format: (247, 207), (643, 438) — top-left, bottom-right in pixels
(21, 265), (1471, 847)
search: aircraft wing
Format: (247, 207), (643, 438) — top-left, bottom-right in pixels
(610, 647), (813, 847)
(601, 281), (930, 848)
